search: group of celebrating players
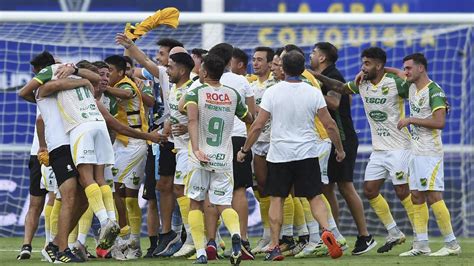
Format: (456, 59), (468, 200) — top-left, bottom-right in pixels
(15, 13), (461, 265)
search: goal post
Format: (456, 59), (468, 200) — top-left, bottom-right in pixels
(0, 12), (472, 238)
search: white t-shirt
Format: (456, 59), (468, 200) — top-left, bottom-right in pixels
(220, 72), (254, 137)
(30, 107), (40, 156)
(260, 81), (327, 163)
(35, 91), (70, 152)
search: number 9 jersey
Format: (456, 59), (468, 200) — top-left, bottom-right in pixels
(184, 83), (248, 173)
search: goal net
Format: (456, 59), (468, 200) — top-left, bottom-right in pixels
(0, 12), (472, 238)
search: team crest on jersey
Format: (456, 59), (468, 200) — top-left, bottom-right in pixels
(176, 91), (183, 101)
(111, 167), (119, 176)
(395, 171), (404, 180)
(418, 97), (426, 107)
(132, 172), (140, 185)
(420, 178), (427, 186)
(381, 86), (389, 95)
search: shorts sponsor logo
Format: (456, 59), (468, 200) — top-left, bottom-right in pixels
(395, 171), (405, 180)
(107, 179), (114, 188)
(81, 112), (89, 119)
(369, 110), (388, 122)
(208, 153), (225, 160)
(66, 164), (73, 172)
(214, 190), (225, 196)
(111, 167), (119, 176)
(192, 186), (206, 192)
(420, 178), (428, 187)
(83, 149), (94, 155)
(175, 171), (182, 179)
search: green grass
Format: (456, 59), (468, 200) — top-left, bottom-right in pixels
(1, 236), (472, 265)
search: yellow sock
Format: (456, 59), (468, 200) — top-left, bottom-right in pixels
(100, 185), (116, 221)
(84, 183), (108, 224)
(189, 210), (206, 252)
(369, 194), (396, 230)
(119, 225), (131, 237)
(293, 197), (307, 236)
(68, 225), (78, 246)
(77, 207), (93, 244)
(431, 200), (455, 242)
(44, 204), (53, 244)
(50, 199), (62, 239)
(177, 196), (190, 226)
(282, 195), (294, 236)
(401, 194), (415, 228)
(125, 197), (141, 236)
(413, 203), (429, 241)
(221, 208), (240, 236)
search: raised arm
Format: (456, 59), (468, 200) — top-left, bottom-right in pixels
(115, 33), (161, 78)
(38, 78), (92, 98)
(324, 91), (342, 111)
(317, 106), (345, 162)
(104, 85), (134, 100)
(385, 67), (406, 80)
(55, 65), (100, 86)
(313, 72), (353, 95)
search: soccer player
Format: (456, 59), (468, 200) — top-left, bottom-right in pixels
(310, 42), (375, 255)
(160, 52), (196, 258)
(116, 34), (184, 255)
(180, 53), (253, 265)
(16, 51), (53, 260)
(230, 47), (249, 76)
(249, 46), (277, 254)
(390, 53), (461, 256)
(313, 47), (416, 254)
(204, 43), (256, 260)
(237, 50), (344, 261)
(191, 48), (208, 80)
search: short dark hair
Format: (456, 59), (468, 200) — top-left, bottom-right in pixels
(191, 48), (208, 58)
(104, 55), (127, 73)
(30, 51), (55, 70)
(282, 51), (305, 77)
(123, 55), (134, 67)
(76, 60), (98, 73)
(255, 46), (274, 63)
(314, 42), (338, 63)
(283, 44), (304, 57)
(361, 47), (386, 65)
(232, 47), (248, 66)
(156, 38), (183, 50)
(275, 47), (284, 57)
(92, 61), (109, 70)
(208, 43), (233, 65)
(203, 54), (225, 80)
(403, 53), (428, 70)
(169, 52), (195, 72)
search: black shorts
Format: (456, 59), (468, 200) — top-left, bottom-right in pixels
(158, 142), (176, 176)
(265, 157), (322, 198)
(49, 145), (79, 187)
(232, 137), (253, 190)
(28, 155), (47, 197)
(143, 145), (157, 200)
(328, 139), (358, 183)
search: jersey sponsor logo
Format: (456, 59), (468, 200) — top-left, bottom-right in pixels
(204, 103), (231, 112)
(376, 127), (390, 137)
(169, 103), (179, 111)
(431, 92), (445, 98)
(81, 112), (89, 119)
(410, 102), (421, 113)
(365, 97), (387, 104)
(205, 92), (232, 105)
(368, 110), (388, 122)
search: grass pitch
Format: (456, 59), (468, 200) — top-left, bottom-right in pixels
(0, 236), (472, 265)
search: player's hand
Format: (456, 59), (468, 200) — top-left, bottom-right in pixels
(55, 64), (75, 79)
(133, 77), (144, 89)
(148, 130), (167, 144)
(335, 149), (345, 162)
(37, 147), (49, 166)
(171, 124), (188, 137)
(115, 33), (134, 49)
(355, 71), (364, 85)
(193, 150), (209, 164)
(397, 118), (411, 130)
(236, 150), (247, 163)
